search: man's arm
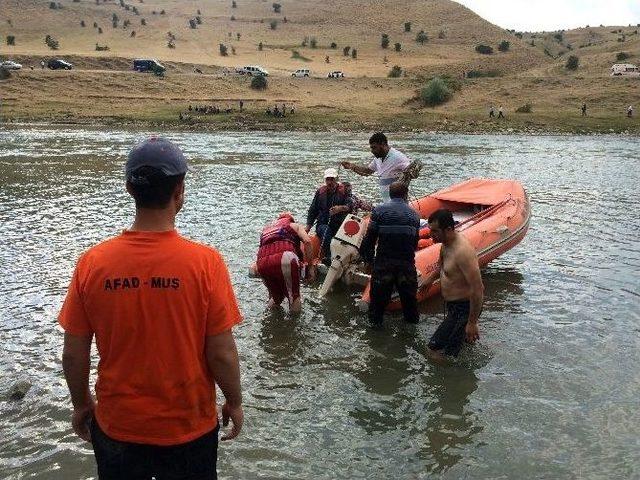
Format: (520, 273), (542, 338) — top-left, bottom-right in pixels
(458, 248), (484, 342)
(359, 213), (379, 265)
(205, 330), (243, 441)
(341, 161), (374, 176)
(62, 332), (94, 442)
(306, 191), (320, 232)
(292, 223), (317, 281)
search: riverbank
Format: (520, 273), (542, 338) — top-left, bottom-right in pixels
(1, 68), (639, 135)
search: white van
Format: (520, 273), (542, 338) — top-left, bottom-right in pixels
(610, 64), (640, 77)
(291, 68), (310, 77)
(241, 65), (269, 76)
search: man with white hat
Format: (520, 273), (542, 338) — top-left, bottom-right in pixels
(306, 167), (353, 264)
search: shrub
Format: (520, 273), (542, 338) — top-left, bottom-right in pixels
(330, 42), (337, 49)
(394, 42), (401, 52)
(351, 48), (357, 59)
(301, 36), (308, 47)
(283, 17), (287, 23)
(310, 37), (317, 48)
(141, 18), (146, 26)
(123, 19), (130, 28)
(466, 70), (501, 78)
(416, 30), (428, 44)
(258, 41), (263, 50)
(498, 40), (510, 52)
(232, 0), (237, 7)
(98, 27), (103, 34)
(195, 16), (202, 25)
(515, 32), (523, 39)
(49, 2), (57, 9)
(0, 67), (11, 80)
(553, 32), (563, 42)
(197, 9), (201, 15)
(130, 30), (136, 37)
(80, 20), (86, 27)
(565, 55), (579, 70)
(230, 15), (236, 21)
(7, 35), (16, 46)
(388, 65), (402, 77)
(231, 46), (236, 55)
(343, 46), (350, 56)
(251, 75), (267, 90)
(219, 43), (228, 56)
(168, 39), (175, 48)
(160, 9), (165, 15)
(237, 33), (241, 40)
(438, 30), (446, 39)
(94, 22), (98, 28)
(291, 50), (311, 61)
(475, 44), (493, 54)
(270, 20), (278, 30)
(404, 22), (411, 33)
(420, 77), (452, 106)
(45, 34), (60, 50)
(515, 103), (533, 113)
(189, 19), (197, 29)
(616, 52), (630, 61)
(132, 6), (138, 15)
(272, 3), (281, 13)
(95, 43), (110, 51)
(381, 34), (389, 49)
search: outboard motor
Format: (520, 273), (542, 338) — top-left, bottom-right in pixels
(319, 214), (366, 297)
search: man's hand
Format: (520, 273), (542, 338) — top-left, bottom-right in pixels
(305, 225), (312, 233)
(340, 161), (352, 170)
(329, 205), (347, 216)
(220, 402), (244, 441)
(71, 402), (94, 442)
(465, 322), (480, 343)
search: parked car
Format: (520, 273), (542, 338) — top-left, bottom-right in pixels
(133, 58), (166, 73)
(240, 65), (269, 76)
(47, 59), (73, 70)
(327, 70), (345, 78)
(292, 68), (310, 77)
(0, 60), (22, 70)
(610, 63), (640, 77)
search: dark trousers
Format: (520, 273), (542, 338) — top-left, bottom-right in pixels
(368, 263), (419, 325)
(91, 418), (219, 480)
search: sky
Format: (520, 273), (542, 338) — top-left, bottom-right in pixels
(454, 0), (640, 32)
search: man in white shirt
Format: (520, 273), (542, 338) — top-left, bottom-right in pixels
(341, 132), (412, 202)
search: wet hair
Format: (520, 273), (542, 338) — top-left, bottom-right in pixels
(369, 132), (388, 145)
(389, 181), (408, 199)
(428, 209), (455, 230)
(127, 166), (185, 209)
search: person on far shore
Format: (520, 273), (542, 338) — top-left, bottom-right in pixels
(581, 103), (587, 117)
(498, 106), (505, 119)
(628, 105), (634, 118)
(489, 106), (495, 118)
(256, 212), (316, 313)
(341, 132), (412, 202)
(59, 137), (243, 479)
(360, 182), (420, 326)
(422, 209), (484, 359)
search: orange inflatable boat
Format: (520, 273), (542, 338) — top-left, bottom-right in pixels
(356, 178), (531, 310)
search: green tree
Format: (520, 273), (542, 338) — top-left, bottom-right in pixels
(381, 33), (389, 49)
(420, 77), (452, 106)
(416, 30), (428, 44)
(565, 55), (579, 70)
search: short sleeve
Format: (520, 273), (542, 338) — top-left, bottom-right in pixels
(58, 262), (93, 336)
(206, 254), (243, 336)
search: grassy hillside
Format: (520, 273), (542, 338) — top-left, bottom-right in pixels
(0, 0), (638, 133)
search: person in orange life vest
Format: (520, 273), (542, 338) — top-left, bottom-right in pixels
(257, 212), (316, 313)
(59, 137), (243, 480)
(305, 168), (353, 265)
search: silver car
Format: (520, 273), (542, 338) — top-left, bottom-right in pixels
(0, 61), (22, 70)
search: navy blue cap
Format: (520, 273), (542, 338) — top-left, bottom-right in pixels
(125, 137), (188, 183)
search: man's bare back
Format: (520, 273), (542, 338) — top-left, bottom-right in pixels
(440, 233), (478, 301)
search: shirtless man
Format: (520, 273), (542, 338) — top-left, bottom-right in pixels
(422, 209), (484, 358)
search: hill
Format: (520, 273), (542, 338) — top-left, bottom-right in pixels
(0, 0), (639, 133)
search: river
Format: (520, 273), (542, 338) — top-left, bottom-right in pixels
(0, 127), (639, 479)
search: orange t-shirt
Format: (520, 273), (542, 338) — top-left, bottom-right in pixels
(58, 230), (242, 446)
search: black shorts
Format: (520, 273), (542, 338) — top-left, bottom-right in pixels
(428, 300), (471, 357)
(91, 417), (219, 480)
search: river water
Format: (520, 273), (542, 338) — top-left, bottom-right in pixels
(0, 127), (639, 479)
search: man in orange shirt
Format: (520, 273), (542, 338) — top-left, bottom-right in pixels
(59, 137), (243, 479)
